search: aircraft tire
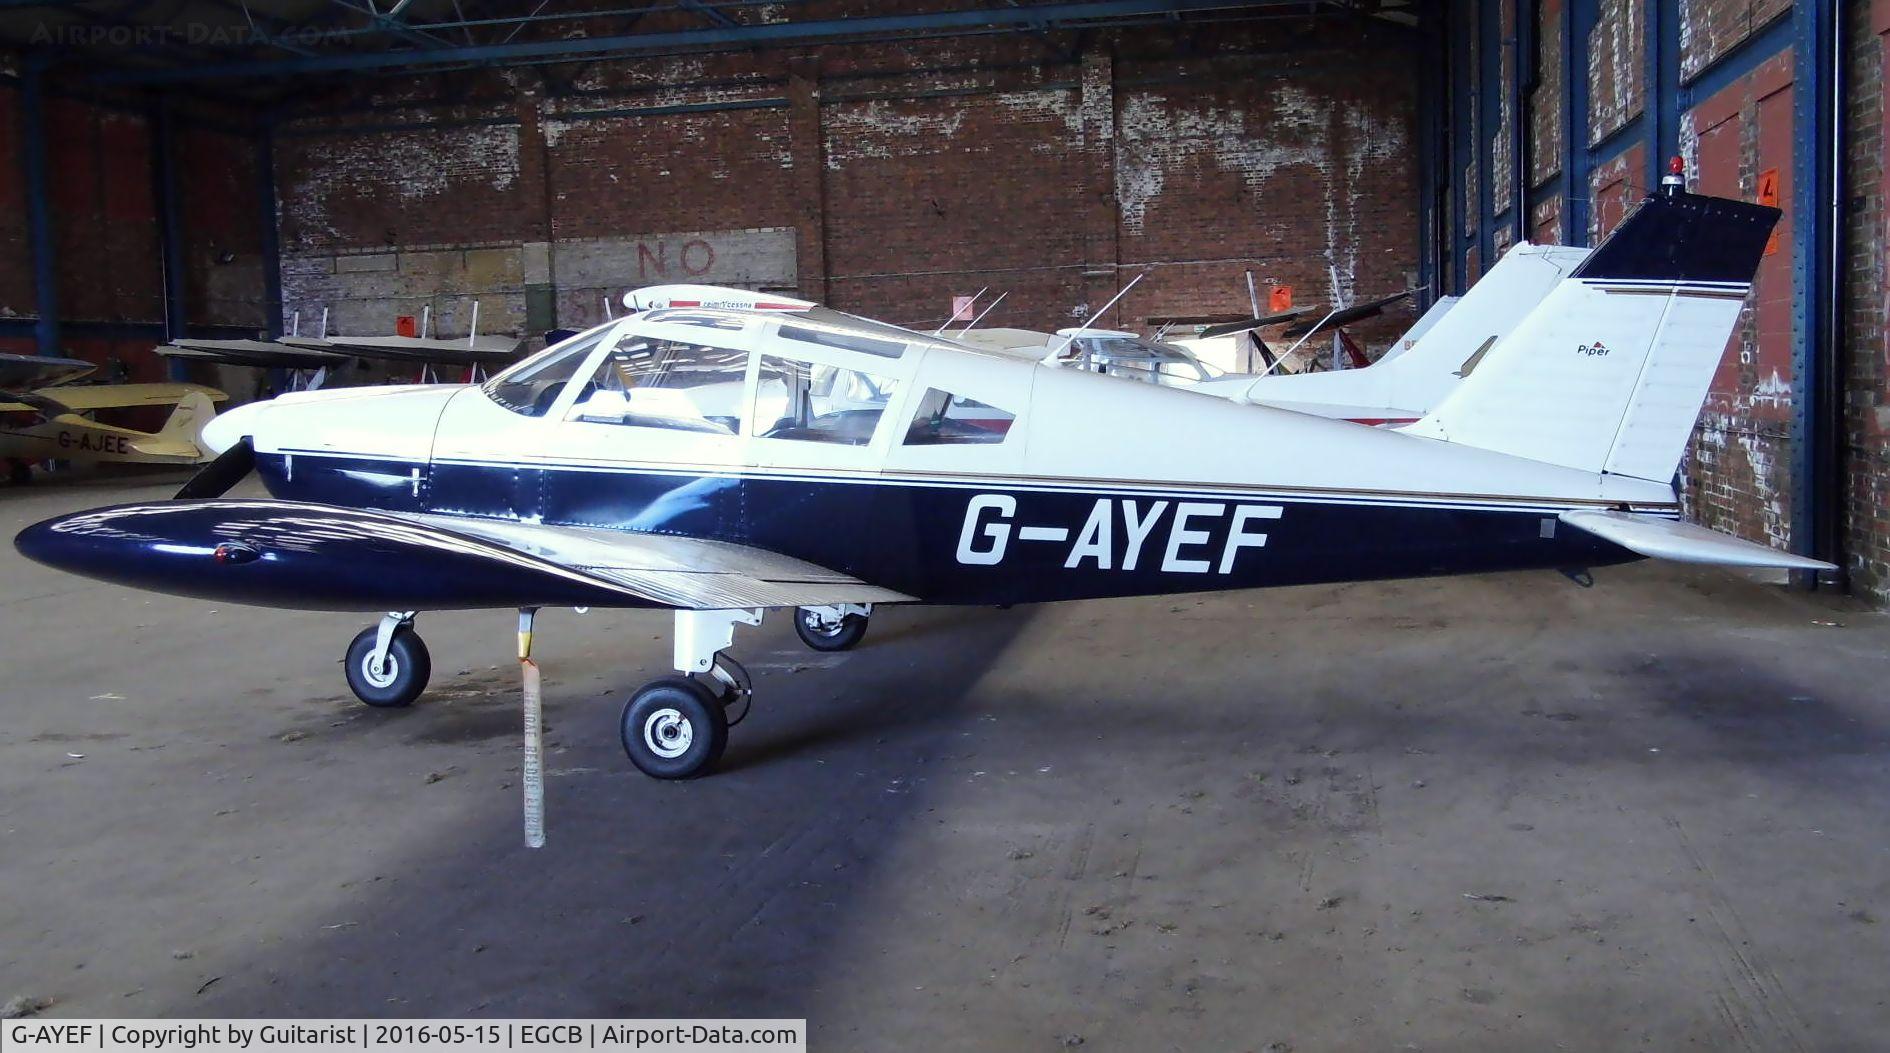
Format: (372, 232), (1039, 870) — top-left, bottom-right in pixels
(794, 607), (869, 652)
(344, 626), (432, 708)
(621, 677), (728, 779)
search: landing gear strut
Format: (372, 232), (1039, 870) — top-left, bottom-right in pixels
(345, 612), (430, 707)
(794, 603), (871, 652)
(620, 608), (760, 779)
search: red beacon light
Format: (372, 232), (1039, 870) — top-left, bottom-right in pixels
(1661, 155), (1686, 197)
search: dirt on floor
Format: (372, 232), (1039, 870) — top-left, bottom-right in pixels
(1, 474), (1887, 1051)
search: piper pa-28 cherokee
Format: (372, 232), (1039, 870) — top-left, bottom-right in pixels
(15, 186), (1832, 845)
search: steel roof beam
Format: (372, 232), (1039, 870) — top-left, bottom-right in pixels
(677, 0), (739, 29)
(91, 0), (1291, 83)
(324, 0), (455, 49)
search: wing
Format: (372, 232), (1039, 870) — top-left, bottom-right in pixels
(0, 351), (94, 391)
(320, 335), (525, 366)
(162, 340), (351, 369)
(411, 514), (913, 609)
(1559, 509), (1835, 571)
(16, 498), (912, 612)
(0, 383), (229, 413)
(1281, 290), (1415, 338)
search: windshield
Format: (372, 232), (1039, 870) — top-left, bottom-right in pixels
(481, 323), (615, 416)
(569, 335), (751, 434)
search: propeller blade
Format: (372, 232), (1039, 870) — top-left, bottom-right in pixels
(175, 437), (254, 499)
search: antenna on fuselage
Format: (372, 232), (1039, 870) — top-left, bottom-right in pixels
(1241, 302), (1345, 383)
(932, 287), (988, 337)
(955, 291), (1009, 334)
(1047, 272), (1146, 365)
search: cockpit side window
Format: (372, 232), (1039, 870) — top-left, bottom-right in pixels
(566, 335), (750, 435)
(903, 388), (1016, 445)
(481, 326), (611, 417)
(753, 354), (899, 446)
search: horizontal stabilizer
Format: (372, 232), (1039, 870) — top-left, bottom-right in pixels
(1559, 510), (1835, 571)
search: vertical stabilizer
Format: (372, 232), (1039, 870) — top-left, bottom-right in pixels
(157, 391), (216, 448)
(1401, 191), (1779, 483)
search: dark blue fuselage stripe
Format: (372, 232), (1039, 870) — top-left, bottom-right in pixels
(275, 446), (1624, 515)
(257, 452), (1642, 605)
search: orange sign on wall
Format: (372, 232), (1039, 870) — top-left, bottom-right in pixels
(1268, 284), (1293, 313)
(1757, 168), (1781, 255)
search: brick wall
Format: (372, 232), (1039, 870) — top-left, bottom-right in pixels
(0, 78), (30, 319)
(269, 18), (1420, 349)
(1450, 0), (1882, 593)
(1492, 0), (1516, 220)
(180, 126), (265, 330)
(1678, 51), (1797, 553)
(0, 74), (264, 382)
(1529, 0), (1567, 241)
(1848, 0), (1890, 601)
(1589, 0), (1645, 145)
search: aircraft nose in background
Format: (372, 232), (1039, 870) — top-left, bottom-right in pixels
(199, 399), (264, 454)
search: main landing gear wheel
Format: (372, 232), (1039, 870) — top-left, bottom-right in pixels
(345, 624), (431, 708)
(794, 606), (869, 652)
(621, 677), (729, 779)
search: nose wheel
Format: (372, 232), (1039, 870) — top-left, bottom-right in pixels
(344, 614), (431, 707)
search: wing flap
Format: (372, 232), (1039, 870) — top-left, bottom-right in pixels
(1559, 509), (1836, 571)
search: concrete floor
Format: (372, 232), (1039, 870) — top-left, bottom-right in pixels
(2, 473), (1888, 1051)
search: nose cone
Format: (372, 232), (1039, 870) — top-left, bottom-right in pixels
(199, 399), (263, 455)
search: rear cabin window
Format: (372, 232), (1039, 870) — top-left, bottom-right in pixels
(777, 323), (907, 360)
(904, 388), (1016, 445)
(566, 336), (750, 435)
(753, 355), (899, 446)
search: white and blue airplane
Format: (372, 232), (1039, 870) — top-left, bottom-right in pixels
(15, 186), (1830, 811)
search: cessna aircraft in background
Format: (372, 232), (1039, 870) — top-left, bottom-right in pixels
(1, 353), (224, 482)
(16, 186), (1829, 845)
(1186, 242), (1591, 424)
(957, 240), (1591, 428)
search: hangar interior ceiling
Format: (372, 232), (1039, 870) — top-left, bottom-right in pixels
(0, 0), (1873, 600)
